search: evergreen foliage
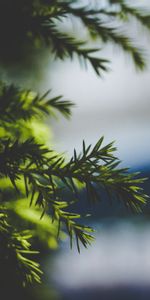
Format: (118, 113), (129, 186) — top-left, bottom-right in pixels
(0, 0), (150, 296)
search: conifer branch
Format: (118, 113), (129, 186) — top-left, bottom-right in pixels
(64, 6), (145, 69)
(108, 0), (150, 27)
(0, 0), (150, 290)
(0, 83), (74, 123)
(0, 137), (148, 252)
(0, 210), (42, 286)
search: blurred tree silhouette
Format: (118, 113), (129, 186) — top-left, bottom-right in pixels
(0, 0), (150, 299)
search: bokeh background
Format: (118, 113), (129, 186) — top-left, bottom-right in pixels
(2, 1), (150, 298)
(34, 27), (150, 299)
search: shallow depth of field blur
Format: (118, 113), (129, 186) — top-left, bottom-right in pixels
(35, 23), (150, 299)
(2, 1), (150, 299)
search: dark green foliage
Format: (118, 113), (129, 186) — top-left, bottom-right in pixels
(0, 83), (74, 122)
(0, 0), (150, 294)
(0, 210), (42, 286)
(0, 124), (148, 254)
(0, 0), (150, 70)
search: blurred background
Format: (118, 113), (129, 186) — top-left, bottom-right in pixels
(39, 32), (150, 299)
(1, 0), (150, 298)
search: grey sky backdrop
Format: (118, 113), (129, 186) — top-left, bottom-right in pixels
(31, 0), (150, 169)
(43, 1), (150, 292)
(44, 47), (150, 168)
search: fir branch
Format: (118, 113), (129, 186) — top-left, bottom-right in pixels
(39, 23), (109, 75)
(0, 0), (150, 290)
(0, 211), (42, 286)
(52, 1), (148, 69)
(1, 137), (148, 250)
(68, 12), (145, 69)
(1, 137), (148, 214)
(108, 0), (150, 28)
(0, 83), (74, 123)
(0, 138), (51, 187)
(51, 200), (94, 252)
